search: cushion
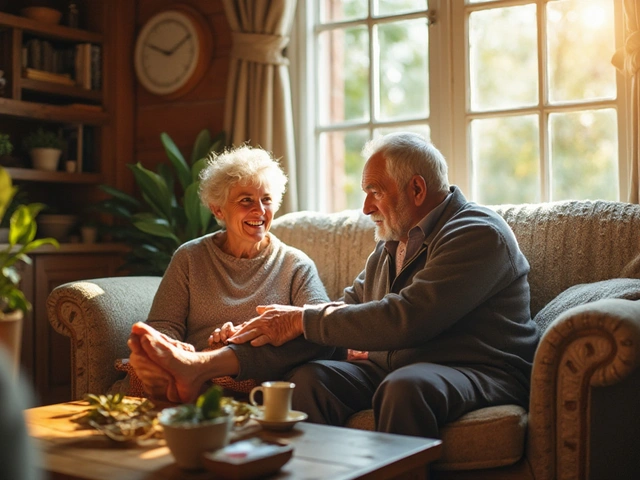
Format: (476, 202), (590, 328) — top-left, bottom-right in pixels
(345, 405), (528, 470)
(533, 278), (640, 333)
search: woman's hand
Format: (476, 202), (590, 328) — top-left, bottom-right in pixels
(208, 322), (239, 346)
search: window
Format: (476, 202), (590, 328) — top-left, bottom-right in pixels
(291, 0), (629, 211)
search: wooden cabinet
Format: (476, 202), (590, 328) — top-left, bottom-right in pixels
(18, 244), (127, 406)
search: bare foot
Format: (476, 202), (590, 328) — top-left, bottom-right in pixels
(131, 322), (209, 403)
(128, 333), (180, 403)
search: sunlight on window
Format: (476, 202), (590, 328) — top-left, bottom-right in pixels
(547, 0), (615, 103)
(549, 109), (618, 201)
(471, 116), (540, 205)
(469, 4), (538, 112)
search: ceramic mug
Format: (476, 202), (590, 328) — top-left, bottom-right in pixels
(249, 381), (295, 422)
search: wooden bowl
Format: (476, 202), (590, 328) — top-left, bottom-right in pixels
(20, 7), (62, 25)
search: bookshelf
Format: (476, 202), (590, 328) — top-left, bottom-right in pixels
(0, 9), (107, 212)
(0, 5), (130, 406)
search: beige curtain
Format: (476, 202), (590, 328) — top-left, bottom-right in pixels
(612, 0), (640, 203)
(222, 0), (298, 213)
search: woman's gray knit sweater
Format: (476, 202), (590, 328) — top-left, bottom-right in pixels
(147, 231), (335, 381)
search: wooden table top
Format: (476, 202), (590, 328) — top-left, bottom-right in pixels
(26, 400), (442, 480)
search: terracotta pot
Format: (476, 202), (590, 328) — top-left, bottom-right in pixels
(30, 147), (62, 171)
(0, 309), (23, 378)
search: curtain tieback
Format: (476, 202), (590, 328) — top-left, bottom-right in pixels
(231, 32), (290, 66)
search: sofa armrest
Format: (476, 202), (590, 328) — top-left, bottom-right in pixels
(46, 276), (162, 400)
(527, 298), (640, 480)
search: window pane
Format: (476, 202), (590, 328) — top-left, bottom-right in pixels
(550, 109), (618, 201)
(547, 0), (616, 103)
(469, 5), (538, 112)
(318, 26), (369, 125)
(378, 19), (429, 121)
(377, 0), (428, 17)
(320, 0), (367, 23)
(320, 130), (369, 211)
(472, 115), (540, 204)
(375, 124), (431, 141)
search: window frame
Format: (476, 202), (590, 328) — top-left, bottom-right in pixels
(290, 0), (631, 211)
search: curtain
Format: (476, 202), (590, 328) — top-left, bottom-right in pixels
(222, 0), (298, 213)
(612, 0), (640, 203)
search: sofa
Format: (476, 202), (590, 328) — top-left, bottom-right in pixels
(47, 200), (640, 480)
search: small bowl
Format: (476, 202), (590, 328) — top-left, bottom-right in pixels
(38, 214), (78, 242)
(159, 407), (233, 470)
(20, 7), (62, 25)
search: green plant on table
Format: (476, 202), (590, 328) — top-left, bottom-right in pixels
(161, 385), (227, 425)
(0, 166), (58, 315)
(93, 129), (226, 275)
(22, 127), (65, 150)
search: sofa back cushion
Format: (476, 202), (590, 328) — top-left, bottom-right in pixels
(271, 210), (376, 300)
(273, 200), (640, 316)
(491, 200), (640, 317)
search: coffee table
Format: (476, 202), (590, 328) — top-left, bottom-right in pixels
(26, 400), (442, 479)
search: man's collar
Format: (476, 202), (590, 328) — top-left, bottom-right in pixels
(384, 187), (454, 253)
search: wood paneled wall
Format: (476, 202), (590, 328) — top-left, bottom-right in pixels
(112, 0), (230, 194)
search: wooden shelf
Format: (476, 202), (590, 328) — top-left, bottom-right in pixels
(5, 167), (101, 184)
(0, 11), (103, 43)
(21, 78), (102, 102)
(0, 97), (107, 125)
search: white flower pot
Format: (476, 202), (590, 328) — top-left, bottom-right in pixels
(30, 147), (62, 171)
(159, 408), (233, 470)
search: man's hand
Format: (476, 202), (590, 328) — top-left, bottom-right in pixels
(228, 305), (304, 347)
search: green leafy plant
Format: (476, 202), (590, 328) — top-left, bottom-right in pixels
(22, 127), (65, 150)
(0, 166), (59, 315)
(161, 386), (227, 425)
(0, 133), (13, 156)
(93, 129), (226, 275)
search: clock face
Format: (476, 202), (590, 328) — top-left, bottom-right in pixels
(134, 9), (206, 97)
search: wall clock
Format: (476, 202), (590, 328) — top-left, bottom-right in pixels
(134, 4), (212, 99)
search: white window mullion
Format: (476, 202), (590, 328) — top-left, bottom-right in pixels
(614, 0), (631, 202)
(449, 0), (471, 196)
(538, 0), (550, 202)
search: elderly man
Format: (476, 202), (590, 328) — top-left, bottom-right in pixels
(130, 132), (539, 438)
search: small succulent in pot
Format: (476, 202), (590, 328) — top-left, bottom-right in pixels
(0, 133), (13, 157)
(158, 385), (233, 470)
(22, 127), (65, 151)
(22, 128), (65, 171)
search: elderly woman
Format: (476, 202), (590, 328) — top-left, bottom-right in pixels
(126, 145), (337, 403)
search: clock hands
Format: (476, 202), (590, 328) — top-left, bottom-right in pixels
(168, 33), (192, 54)
(145, 42), (172, 56)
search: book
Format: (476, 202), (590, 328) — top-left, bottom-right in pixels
(90, 44), (101, 91)
(74, 43), (92, 89)
(23, 68), (75, 86)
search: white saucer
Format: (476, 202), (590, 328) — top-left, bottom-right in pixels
(250, 409), (308, 431)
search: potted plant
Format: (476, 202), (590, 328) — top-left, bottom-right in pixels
(158, 385), (233, 470)
(22, 127), (65, 172)
(0, 132), (20, 168)
(92, 129), (226, 275)
(0, 166), (58, 375)
(0, 133), (12, 158)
